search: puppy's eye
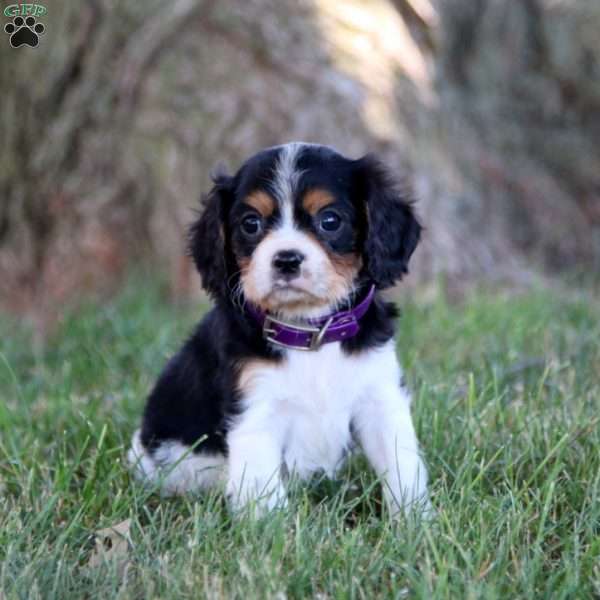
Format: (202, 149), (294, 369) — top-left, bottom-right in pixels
(318, 210), (342, 233)
(241, 214), (263, 236)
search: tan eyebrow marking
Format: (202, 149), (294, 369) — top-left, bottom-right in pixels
(302, 189), (335, 215)
(244, 191), (275, 217)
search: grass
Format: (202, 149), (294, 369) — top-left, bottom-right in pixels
(0, 279), (599, 599)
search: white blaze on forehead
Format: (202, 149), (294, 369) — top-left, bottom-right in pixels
(271, 142), (304, 228)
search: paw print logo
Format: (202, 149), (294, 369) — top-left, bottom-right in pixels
(4, 16), (45, 48)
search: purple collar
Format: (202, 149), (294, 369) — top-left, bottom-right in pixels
(247, 285), (376, 351)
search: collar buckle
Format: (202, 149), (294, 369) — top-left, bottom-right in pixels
(263, 315), (335, 351)
(308, 315), (334, 350)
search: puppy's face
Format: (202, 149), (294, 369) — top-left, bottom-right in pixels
(230, 147), (362, 318)
(191, 144), (421, 319)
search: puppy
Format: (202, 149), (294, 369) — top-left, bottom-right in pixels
(128, 142), (430, 516)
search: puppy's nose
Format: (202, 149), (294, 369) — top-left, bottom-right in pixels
(272, 249), (304, 277)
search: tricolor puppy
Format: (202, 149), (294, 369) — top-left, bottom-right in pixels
(129, 142), (430, 516)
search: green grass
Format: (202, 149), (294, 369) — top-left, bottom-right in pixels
(1, 280), (599, 599)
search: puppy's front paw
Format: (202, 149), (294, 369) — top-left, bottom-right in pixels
(388, 494), (435, 521)
(226, 477), (288, 517)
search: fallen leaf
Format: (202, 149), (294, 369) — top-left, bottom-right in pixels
(88, 518), (131, 569)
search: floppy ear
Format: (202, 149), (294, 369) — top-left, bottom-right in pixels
(188, 172), (234, 299)
(355, 154), (422, 289)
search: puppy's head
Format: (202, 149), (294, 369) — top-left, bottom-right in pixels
(190, 143), (421, 319)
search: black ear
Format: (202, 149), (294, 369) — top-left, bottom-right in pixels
(355, 154), (422, 289)
(188, 172), (234, 299)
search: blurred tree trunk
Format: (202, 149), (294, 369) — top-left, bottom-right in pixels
(392, 0), (600, 277)
(0, 0), (206, 315)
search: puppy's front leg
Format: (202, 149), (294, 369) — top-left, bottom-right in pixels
(225, 425), (287, 514)
(354, 383), (430, 517)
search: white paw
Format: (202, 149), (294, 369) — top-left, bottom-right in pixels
(386, 490), (435, 521)
(226, 477), (288, 516)
(127, 429), (226, 495)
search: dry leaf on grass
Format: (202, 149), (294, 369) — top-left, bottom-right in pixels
(88, 518), (132, 569)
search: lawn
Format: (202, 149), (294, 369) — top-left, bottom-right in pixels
(1, 280), (598, 599)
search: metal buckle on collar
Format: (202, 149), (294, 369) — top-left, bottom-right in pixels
(263, 315), (335, 351)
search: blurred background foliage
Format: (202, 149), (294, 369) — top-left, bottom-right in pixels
(1, 0), (599, 326)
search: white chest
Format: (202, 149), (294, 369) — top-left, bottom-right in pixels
(236, 340), (400, 478)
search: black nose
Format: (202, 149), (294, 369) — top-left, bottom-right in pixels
(272, 249), (304, 276)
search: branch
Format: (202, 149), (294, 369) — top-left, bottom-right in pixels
(389, 0), (437, 54)
(115, 0), (212, 114)
(44, 0), (103, 112)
